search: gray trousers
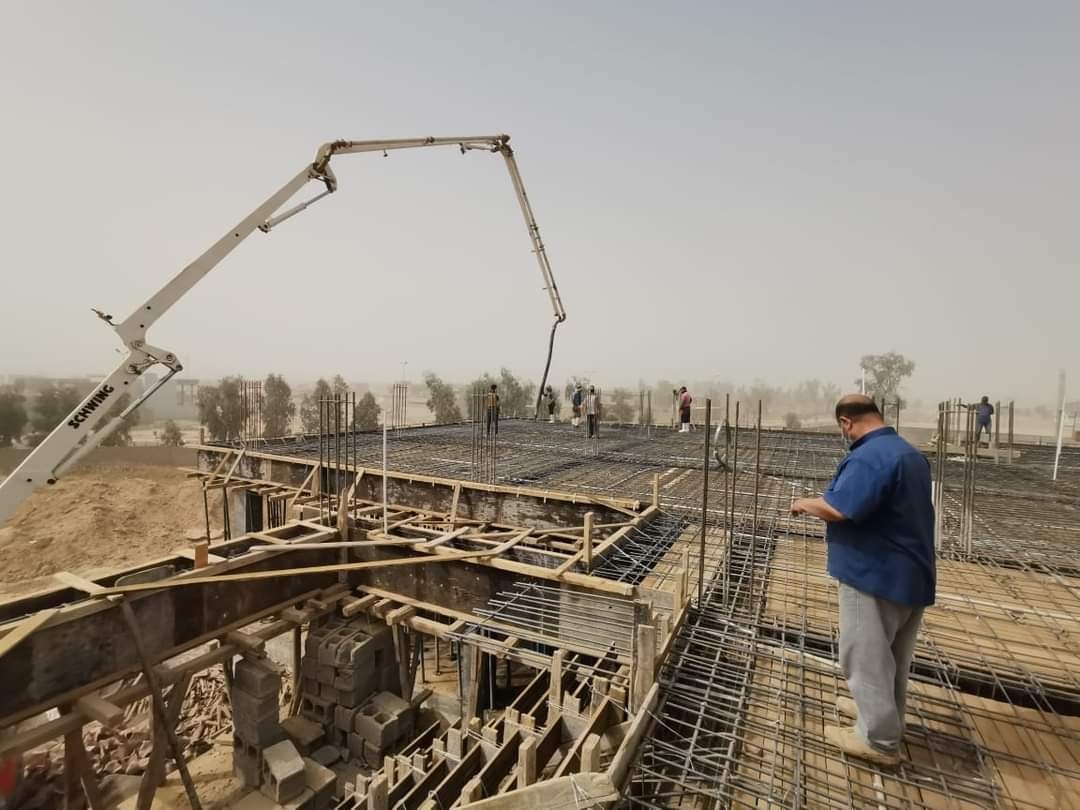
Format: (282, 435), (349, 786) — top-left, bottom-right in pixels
(838, 583), (924, 752)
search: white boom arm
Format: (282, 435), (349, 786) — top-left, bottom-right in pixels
(0, 134), (565, 525)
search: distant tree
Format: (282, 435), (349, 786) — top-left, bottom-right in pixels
(610, 388), (635, 423)
(159, 419), (184, 447)
(263, 374), (296, 437)
(299, 378), (334, 433)
(784, 412), (802, 430)
(98, 393), (140, 446)
(464, 373), (498, 420)
(858, 352), (915, 406)
(331, 375), (349, 395)
(355, 392), (381, 430)
(0, 387), (28, 447)
(27, 384), (83, 446)
(498, 369), (535, 418)
(425, 373), (463, 423)
(821, 383), (842, 409)
(197, 376), (244, 442)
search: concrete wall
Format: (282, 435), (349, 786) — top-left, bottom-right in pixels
(0, 445), (197, 473)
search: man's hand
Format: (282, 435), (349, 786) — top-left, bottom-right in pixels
(790, 496), (846, 522)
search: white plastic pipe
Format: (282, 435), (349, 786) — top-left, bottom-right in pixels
(1053, 387), (1067, 482)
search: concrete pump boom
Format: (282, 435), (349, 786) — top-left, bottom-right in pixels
(0, 134), (566, 525)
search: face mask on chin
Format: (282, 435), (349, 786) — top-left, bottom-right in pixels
(840, 424), (853, 450)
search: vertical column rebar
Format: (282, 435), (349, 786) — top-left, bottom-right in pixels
(699, 398), (711, 606)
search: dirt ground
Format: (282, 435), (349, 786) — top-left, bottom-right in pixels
(0, 462), (223, 600)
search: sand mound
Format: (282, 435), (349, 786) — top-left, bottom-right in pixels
(0, 463), (223, 599)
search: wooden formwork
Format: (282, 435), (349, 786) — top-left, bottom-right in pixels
(762, 537), (1080, 694)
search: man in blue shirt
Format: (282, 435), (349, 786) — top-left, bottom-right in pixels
(974, 396), (994, 446)
(792, 394), (935, 766)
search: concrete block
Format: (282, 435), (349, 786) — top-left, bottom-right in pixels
(301, 656), (319, 678)
(232, 688), (279, 724)
(317, 625), (359, 666)
(312, 744), (340, 768)
(301, 694), (334, 726)
(346, 732), (367, 761)
(232, 731), (261, 787)
(334, 704), (359, 733)
(235, 657), (281, 699)
(337, 687), (361, 709)
(333, 664), (375, 696)
(353, 691), (411, 748)
(319, 683), (339, 702)
(317, 664), (337, 685)
(329, 727), (347, 750)
(280, 788), (315, 810)
(354, 707), (395, 749)
(331, 761), (362, 799)
(234, 711), (285, 747)
(303, 756), (337, 809)
(363, 740), (382, 766)
(281, 715), (325, 756)
(261, 739), (306, 803)
(301, 676), (320, 697)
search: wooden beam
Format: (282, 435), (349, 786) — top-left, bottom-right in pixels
(73, 695), (123, 728)
(632, 624), (657, 713)
(135, 673), (192, 810)
(608, 681), (659, 791)
(120, 601), (202, 810)
(583, 512), (594, 571)
(0, 598), (319, 757)
(52, 572), (104, 594)
(91, 548), (501, 596)
(0, 608), (57, 660)
(341, 593), (378, 618)
(223, 630), (265, 654)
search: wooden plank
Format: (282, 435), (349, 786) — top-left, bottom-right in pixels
(0, 589), (322, 750)
(74, 694), (123, 728)
(52, 572), (104, 594)
(91, 548), (501, 595)
(135, 673), (192, 810)
(223, 630), (265, 653)
(553, 699), (619, 777)
(608, 682), (659, 789)
(0, 608), (57, 660)
(461, 772), (618, 809)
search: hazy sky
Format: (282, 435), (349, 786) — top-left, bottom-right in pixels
(1, 2), (1077, 405)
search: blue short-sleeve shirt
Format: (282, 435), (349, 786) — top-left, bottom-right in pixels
(823, 427), (936, 607)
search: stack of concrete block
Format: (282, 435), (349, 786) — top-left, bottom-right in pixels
(232, 657), (284, 787)
(348, 691), (415, 764)
(298, 615), (398, 763)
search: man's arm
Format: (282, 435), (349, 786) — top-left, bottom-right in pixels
(791, 496), (846, 522)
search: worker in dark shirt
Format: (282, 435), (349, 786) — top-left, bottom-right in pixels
(974, 396), (994, 446)
(792, 394), (935, 766)
(485, 384), (499, 437)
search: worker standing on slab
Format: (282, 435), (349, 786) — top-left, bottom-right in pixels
(485, 384), (500, 437)
(585, 386), (600, 438)
(974, 396), (994, 446)
(571, 383), (584, 428)
(791, 395), (935, 766)
(678, 386), (693, 432)
(544, 385), (557, 423)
